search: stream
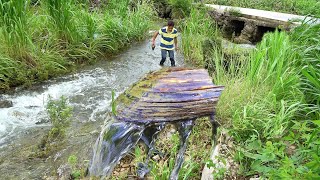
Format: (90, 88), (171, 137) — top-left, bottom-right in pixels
(0, 36), (184, 179)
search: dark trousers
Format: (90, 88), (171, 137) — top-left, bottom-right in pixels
(160, 49), (175, 66)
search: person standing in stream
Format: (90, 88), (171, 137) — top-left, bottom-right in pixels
(152, 20), (179, 67)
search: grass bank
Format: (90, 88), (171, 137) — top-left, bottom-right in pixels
(0, 0), (153, 91)
(180, 4), (320, 179)
(203, 0), (320, 17)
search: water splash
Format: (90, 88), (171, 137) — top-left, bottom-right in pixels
(89, 119), (197, 179)
(0, 39), (185, 148)
(89, 117), (146, 178)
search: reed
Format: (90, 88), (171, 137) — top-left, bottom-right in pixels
(0, 0), (153, 90)
(101, 2), (152, 53)
(45, 0), (78, 42)
(168, 0), (192, 18)
(209, 29), (319, 178)
(0, 0), (31, 58)
(290, 22), (320, 118)
(181, 6), (218, 65)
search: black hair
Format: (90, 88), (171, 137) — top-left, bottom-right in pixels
(168, 20), (174, 27)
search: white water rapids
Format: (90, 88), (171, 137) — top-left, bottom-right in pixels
(0, 37), (185, 148)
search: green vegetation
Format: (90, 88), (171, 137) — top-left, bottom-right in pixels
(168, 0), (192, 18)
(35, 96), (73, 158)
(150, 121), (212, 179)
(111, 90), (117, 116)
(0, 0), (153, 90)
(180, 4), (320, 178)
(125, 120), (212, 179)
(204, 0), (320, 17)
(68, 155), (82, 179)
(1, 0), (319, 179)
(46, 96), (73, 139)
(180, 5), (218, 66)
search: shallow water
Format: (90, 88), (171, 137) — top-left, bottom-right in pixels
(0, 37), (184, 178)
(0, 38), (184, 147)
(89, 119), (195, 179)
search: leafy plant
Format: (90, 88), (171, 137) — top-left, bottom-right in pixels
(206, 158), (228, 179)
(111, 90), (117, 116)
(168, 0), (192, 18)
(290, 22), (320, 118)
(46, 95), (73, 139)
(0, 0), (32, 59)
(45, 0), (78, 42)
(68, 155), (81, 179)
(181, 7), (219, 65)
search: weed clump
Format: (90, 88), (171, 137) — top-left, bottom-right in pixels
(34, 96), (73, 158)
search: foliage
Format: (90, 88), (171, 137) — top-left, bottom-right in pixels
(227, 8), (241, 17)
(0, 0), (153, 91)
(204, 0), (320, 17)
(68, 155), (81, 179)
(180, 6), (219, 65)
(148, 120), (212, 179)
(180, 5), (320, 176)
(206, 158), (228, 179)
(208, 30), (319, 179)
(111, 90), (117, 116)
(290, 22), (320, 118)
(168, 0), (192, 18)
(33, 96), (73, 158)
(45, 0), (77, 42)
(0, 56), (23, 89)
(0, 0), (33, 61)
(46, 96), (73, 139)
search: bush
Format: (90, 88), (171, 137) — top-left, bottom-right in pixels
(168, 0), (192, 18)
(46, 95), (73, 139)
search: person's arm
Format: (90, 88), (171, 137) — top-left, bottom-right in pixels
(174, 37), (178, 51)
(152, 31), (159, 47)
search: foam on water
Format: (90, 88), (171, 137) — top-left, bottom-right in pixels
(0, 39), (185, 148)
(0, 68), (115, 146)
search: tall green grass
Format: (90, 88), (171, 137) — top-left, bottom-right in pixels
(168, 0), (192, 18)
(290, 22), (320, 118)
(46, 0), (78, 42)
(101, 0), (152, 53)
(0, 0), (31, 58)
(0, 0), (153, 90)
(181, 5), (319, 177)
(209, 30), (319, 178)
(181, 6), (218, 65)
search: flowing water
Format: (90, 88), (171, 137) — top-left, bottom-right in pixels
(0, 36), (185, 178)
(89, 119), (195, 179)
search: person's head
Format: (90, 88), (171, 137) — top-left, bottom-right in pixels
(167, 20), (174, 32)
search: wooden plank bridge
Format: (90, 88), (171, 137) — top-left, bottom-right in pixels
(115, 67), (224, 123)
(89, 68), (224, 179)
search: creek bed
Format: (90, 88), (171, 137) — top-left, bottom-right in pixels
(0, 38), (184, 179)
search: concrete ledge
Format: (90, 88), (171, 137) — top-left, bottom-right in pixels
(205, 4), (313, 24)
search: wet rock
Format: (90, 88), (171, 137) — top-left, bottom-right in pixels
(35, 118), (49, 125)
(152, 155), (160, 161)
(57, 164), (72, 179)
(12, 110), (27, 117)
(0, 100), (13, 108)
